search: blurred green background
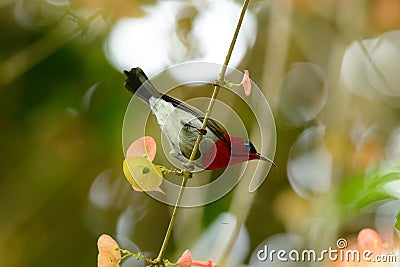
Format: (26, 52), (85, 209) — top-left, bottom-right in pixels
(1, 0), (400, 266)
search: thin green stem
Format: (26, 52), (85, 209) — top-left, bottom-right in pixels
(218, 0), (250, 81)
(120, 249), (178, 266)
(154, 0), (250, 264)
(158, 166), (187, 176)
(188, 0), (250, 164)
(120, 249), (150, 262)
(155, 174), (190, 265)
(187, 83), (220, 164)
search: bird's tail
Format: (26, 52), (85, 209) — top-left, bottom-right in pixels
(124, 68), (162, 104)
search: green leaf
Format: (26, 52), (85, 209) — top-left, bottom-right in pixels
(337, 164), (400, 219)
(395, 211), (400, 231)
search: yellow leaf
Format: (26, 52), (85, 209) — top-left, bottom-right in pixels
(123, 157), (163, 192)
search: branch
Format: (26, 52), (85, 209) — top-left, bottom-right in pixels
(154, 0), (250, 264)
(188, 0), (250, 165)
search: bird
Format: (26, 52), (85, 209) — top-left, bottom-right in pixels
(123, 67), (276, 171)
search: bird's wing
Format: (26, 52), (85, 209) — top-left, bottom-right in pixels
(160, 94), (228, 142)
(160, 94), (202, 117)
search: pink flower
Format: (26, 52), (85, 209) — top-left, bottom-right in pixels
(126, 136), (156, 161)
(177, 249), (192, 267)
(98, 251), (120, 267)
(97, 234), (121, 267)
(192, 260), (218, 267)
(357, 228), (383, 255)
(241, 69), (251, 96)
(177, 250), (218, 267)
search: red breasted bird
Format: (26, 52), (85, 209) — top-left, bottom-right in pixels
(124, 67), (275, 170)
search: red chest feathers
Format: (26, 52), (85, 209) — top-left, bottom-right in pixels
(202, 138), (254, 170)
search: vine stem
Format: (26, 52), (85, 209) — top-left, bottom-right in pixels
(155, 0), (250, 264)
(155, 173), (190, 264)
(188, 0), (249, 164)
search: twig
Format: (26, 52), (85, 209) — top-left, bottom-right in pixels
(155, 173), (190, 265)
(188, 0), (249, 166)
(154, 0), (250, 265)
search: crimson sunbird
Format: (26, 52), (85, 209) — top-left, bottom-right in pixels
(123, 68), (276, 170)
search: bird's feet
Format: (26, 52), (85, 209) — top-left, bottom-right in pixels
(196, 128), (207, 135)
(182, 162), (195, 171)
(169, 150), (195, 172)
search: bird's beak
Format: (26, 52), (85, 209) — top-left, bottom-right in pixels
(256, 153), (277, 168)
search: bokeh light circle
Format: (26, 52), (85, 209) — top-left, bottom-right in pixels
(122, 62), (276, 207)
(287, 125), (332, 199)
(104, 0), (257, 75)
(277, 62), (328, 128)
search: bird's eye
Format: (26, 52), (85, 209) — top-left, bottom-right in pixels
(245, 142), (258, 153)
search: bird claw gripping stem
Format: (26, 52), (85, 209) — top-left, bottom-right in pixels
(180, 120), (207, 135)
(170, 151), (197, 172)
(182, 162), (195, 172)
(196, 128), (207, 135)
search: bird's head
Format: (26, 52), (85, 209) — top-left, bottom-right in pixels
(202, 136), (276, 170)
(230, 137), (276, 166)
